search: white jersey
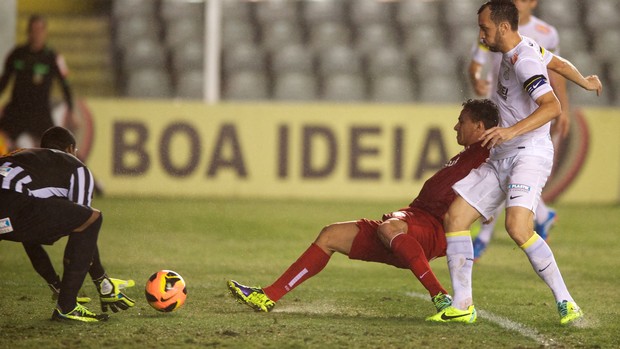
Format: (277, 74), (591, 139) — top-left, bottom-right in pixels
(471, 15), (560, 96)
(490, 35), (554, 160)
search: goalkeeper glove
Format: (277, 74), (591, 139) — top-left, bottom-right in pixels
(95, 276), (136, 313)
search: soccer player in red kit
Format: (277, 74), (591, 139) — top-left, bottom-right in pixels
(228, 99), (499, 314)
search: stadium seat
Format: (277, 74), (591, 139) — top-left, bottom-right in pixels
(322, 74), (366, 102)
(396, 0), (441, 28)
(160, 0), (204, 24)
(302, 0), (347, 25)
(418, 76), (463, 104)
(537, 0), (580, 28)
(261, 20), (304, 52)
(224, 71), (270, 100)
(366, 45), (410, 78)
(402, 26), (446, 59)
(164, 19), (203, 51)
(222, 0), (253, 22)
(443, 0), (480, 28)
(271, 44), (314, 74)
(112, 0), (157, 21)
(448, 25), (479, 59)
(114, 16), (161, 52)
(370, 75), (416, 103)
(350, 0), (393, 24)
(415, 47), (457, 80)
(255, 0), (298, 25)
(176, 70), (204, 99)
(171, 42), (204, 75)
(273, 72), (318, 101)
(223, 43), (267, 74)
(122, 38), (167, 72)
(222, 20), (255, 50)
(594, 30), (620, 63)
(126, 69), (173, 98)
(557, 28), (588, 56)
(585, 0), (620, 33)
(318, 44), (363, 76)
(355, 23), (398, 55)
(307, 21), (353, 53)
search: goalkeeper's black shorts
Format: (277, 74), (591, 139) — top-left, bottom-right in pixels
(0, 189), (93, 245)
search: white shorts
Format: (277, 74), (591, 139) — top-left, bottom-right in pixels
(453, 154), (553, 221)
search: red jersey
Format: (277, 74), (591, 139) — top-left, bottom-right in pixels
(408, 142), (489, 222)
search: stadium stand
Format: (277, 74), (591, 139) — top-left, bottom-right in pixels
(104, 0), (618, 105)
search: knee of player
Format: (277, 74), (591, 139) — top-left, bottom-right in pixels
(376, 219), (406, 247)
(314, 224), (337, 248)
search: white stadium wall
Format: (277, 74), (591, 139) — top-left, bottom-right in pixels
(81, 99), (620, 204)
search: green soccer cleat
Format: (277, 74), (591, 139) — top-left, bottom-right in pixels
(426, 305), (477, 323)
(96, 276), (136, 313)
(51, 303), (109, 323)
(227, 280), (275, 312)
(558, 300), (583, 325)
(431, 292), (453, 312)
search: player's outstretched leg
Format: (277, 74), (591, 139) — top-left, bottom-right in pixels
(227, 280), (275, 312)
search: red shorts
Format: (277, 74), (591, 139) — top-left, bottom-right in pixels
(349, 208), (446, 269)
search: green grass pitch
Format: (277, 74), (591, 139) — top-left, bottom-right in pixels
(1, 197), (619, 348)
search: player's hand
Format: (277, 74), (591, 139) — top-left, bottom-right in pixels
(100, 292), (136, 313)
(479, 126), (517, 149)
(584, 75), (603, 96)
(96, 277), (136, 312)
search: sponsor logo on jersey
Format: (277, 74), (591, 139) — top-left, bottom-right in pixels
(508, 183), (531, 193)
(523, 74), (548, 96)
(496, 81), (508, 100)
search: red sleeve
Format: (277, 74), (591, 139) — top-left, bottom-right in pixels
(408, 142), (489, 221)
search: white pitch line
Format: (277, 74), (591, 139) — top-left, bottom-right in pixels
(406, 292), (551, 346)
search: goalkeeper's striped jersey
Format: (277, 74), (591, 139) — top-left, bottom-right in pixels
(0, 148), (94, 206)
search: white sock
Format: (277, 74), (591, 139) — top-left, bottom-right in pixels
(521, 234), (573, 302)
(446, 231), (474, 310)
(535, 201), (551, 225)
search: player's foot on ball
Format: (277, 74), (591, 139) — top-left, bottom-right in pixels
(51, 303), (109, 323)
(472, 237), (488, 262)
(535, 209), (557, 241)
(426, 305), (477, 323)
(558, 300), (583, 325)
(227, 280), (275, 312)
(431, 292), (453, 312)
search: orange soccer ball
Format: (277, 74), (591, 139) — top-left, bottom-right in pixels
(145, 270), (187, 312)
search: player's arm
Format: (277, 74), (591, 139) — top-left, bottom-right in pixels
(468, 60), (490, 97)
(480, 91), (560, 148)
(548, 69), (570, 139)
(547, 55), (603, 96)
(53, 53), (77, 130)
(0, 50), (16, 94)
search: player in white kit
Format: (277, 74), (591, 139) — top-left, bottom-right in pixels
(427, 0), (602, 325)
(468, 0), (568, 260)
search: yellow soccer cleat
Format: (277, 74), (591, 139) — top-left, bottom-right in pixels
(426, 305), (477, 323)
(227, 280), (275, 312)
(558, 300), (583, 325)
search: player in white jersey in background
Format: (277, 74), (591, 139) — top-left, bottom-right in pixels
(468, 0), (568, 260)
(428, 0), (601, 325)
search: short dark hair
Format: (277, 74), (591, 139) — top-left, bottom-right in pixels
(28, 14), (47, 32)
(478, 0), (519, 31)
(462, 99), (500, 129)
(40, 126), (76, 151)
